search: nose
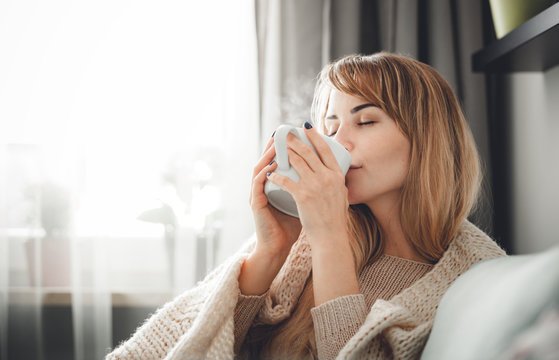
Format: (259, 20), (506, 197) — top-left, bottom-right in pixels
(335, 136), (352, 153)
(333, 127), (353, 152)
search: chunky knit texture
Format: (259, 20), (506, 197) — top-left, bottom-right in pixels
(234, 253), (434, 358)
(106, 219), (506, 359)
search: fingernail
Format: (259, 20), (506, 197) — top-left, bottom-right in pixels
(269, 160), (275, 166)
(271, 130), (276, 137)
(266, 171), (271, 176)
(304, 122), (312, 130)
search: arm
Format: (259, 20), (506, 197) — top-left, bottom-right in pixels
(238, 248), (288, 296)
(234, 249), (287, 354)
(309, 231), (367, 360)
(263, 124), (359, 305)
(311, 294), (369, 360)
(233, 289), (269, 354)
(310, 230), (359, 306)
(264, 124), (366, 358)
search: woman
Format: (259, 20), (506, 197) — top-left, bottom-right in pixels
(107, 53), (506, 360)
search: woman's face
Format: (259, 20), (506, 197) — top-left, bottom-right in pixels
(324, 89), (411, 208)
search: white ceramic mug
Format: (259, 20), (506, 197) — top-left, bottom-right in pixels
(264, 124), (351, 217)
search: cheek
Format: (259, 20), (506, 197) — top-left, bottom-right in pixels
(388, 141), (410, 183)
(345, 133), (410, 203)
(368, 137), (410, 185)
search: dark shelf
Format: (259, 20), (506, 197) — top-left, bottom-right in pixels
(473, 3), (559, 72)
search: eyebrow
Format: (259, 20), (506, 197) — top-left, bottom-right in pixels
(325, 103), (378, 120)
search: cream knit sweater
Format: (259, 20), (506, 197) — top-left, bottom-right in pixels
(234, 251), (434, 359)
(106, 219), (506, 359)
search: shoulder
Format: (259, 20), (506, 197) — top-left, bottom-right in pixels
(442, 219), (508, 267)
(380, 219), (507, 316)
(391, 219), (507, 293)
(337, 220), (507, 359)
(419, 219), (507, 289)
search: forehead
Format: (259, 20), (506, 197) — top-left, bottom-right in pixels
(326, 89), (368, 112)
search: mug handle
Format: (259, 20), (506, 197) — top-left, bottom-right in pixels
(274, 124), (297, 171)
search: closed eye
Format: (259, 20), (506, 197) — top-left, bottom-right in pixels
(327, 121), (376, 137)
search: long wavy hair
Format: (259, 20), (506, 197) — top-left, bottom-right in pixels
(241, 52), (482, 359)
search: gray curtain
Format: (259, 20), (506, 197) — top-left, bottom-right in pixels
(255, 0), (494, 237)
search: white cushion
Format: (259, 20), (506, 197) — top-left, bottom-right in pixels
(421, 245), (559, 360)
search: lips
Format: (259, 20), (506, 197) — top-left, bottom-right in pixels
(349, 165), (362, 170)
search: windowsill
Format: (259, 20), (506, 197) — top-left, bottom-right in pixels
(7, 287), (174, 307)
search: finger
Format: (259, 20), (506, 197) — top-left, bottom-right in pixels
(286, 133), (324, 172)
(302, 122), (341, 172)
(261, 134), (275, 156)
(286, 148), (313, 179)
(266, 170), (298, 197)
(250, 159), (278, 207)
(250, 143), (276, 204)
(252, 143), (276, 179)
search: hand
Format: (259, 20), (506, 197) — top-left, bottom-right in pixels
(265, 123), (350, 248)
(249, 135), (303, 259)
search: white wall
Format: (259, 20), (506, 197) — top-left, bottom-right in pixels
(507, 65), (559, 254)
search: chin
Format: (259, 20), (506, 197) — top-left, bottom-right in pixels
(347, 192), (364, 206)
(347, 188), (375, 208)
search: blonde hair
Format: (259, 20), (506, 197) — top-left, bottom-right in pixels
(242, 52), (482, 359)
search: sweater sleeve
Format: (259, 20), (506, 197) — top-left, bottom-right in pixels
(310, 294), (369, 360)
(233, 288), (270, 355)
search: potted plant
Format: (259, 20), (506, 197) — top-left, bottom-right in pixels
(489, 0), (556, 39)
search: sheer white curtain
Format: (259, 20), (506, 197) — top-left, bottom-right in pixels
(0, 0), (259, 359)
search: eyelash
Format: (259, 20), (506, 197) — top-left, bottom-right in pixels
(327, 121), (376, 137)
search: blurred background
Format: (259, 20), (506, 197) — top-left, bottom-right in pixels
(1, 0), (558, 359)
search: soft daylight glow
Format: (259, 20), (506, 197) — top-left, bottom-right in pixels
(0, 0), (245, 236)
